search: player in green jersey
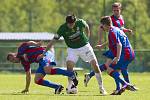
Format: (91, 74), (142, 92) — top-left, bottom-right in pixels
(38, 14), (107, 95)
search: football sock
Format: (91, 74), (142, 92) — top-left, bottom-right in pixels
(89, 64), (106, 78)
(35, 78), (59, 89)
(50, 68), (74, 78)
(95, 73), (103, 88)
(121, 69), (130, 83)
(110, 71), (126, 86)
(115, 79), (121, 90)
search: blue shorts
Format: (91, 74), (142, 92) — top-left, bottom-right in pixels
(110, 59), (133, 70)
(103, 50), (114, 59)
(36, 51), (56, 75)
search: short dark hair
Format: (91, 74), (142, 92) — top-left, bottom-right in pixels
(100, 16), (112, 26)
(66, 14), (76, 23)
(7, 53), (13, 61)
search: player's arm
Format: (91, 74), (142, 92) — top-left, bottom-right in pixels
(37, 34), (60, 61)
(44, 34), (60, 53)
(121, 27), (133, 35)
(95, 42), (108, 50)
(21, 61), (31, 93)
(21, 70), (31, 93)
(85, 23), (91, 39)
(97, 24), (104, 45)
(112, 42), (122, 64)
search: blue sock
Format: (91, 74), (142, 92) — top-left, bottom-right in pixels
(37, 79), (59, 89)
(89, 71), (95, 78)
(89, 64), (106, 78)
(51, 68), (74, 78)
(110, 71), (126, 86)
(121, 69), (130, 83)
(115, 79), (121, 90)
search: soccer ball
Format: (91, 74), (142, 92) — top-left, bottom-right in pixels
(66, 83), (78, 94)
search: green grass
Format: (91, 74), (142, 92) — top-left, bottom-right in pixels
(0, 72), (150, 100)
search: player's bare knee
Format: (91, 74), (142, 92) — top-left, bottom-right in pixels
(66, 60), (75, 71)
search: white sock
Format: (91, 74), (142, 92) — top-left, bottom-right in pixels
(95, 73), (103, 88)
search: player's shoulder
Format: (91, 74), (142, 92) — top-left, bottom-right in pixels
(77, 18), (86, 22)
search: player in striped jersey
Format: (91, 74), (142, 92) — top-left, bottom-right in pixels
(7, 41), (78, 94)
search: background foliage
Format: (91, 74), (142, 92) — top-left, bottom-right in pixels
(0, 0), (150, 49)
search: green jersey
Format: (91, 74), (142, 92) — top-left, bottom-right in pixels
(57, 19), (89, 48)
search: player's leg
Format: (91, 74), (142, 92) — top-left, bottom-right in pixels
(120, 60), (138, 91)
(84, 58), (111, 87)
(108, 63), (134, 95)
(80, 43), (107, 95)
(34, 73), (64, 94)
(66, 48), (79, 91)
(44, 66), (78, 86)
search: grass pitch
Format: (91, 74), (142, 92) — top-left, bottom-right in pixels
(0, 72), (150, 100)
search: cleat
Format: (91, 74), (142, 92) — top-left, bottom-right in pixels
(71, 71), (78, 86)
(84, 73), (90, 87)
(72, 77), (78, 86)
(126, 84), (139, 91)
(118, 84), (128, 95)
(55, 85), (64, 94)
(110, 90), (121, 95)
(100, 87), (107, 95)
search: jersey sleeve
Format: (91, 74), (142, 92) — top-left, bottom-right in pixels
(57, 25), (64, 37)
(109, 31), (120, 45)
(80, 19), (88, 28)
(21, 58), (31, 72)
(17, 43), (29, 57)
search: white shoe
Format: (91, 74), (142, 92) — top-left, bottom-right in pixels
(99, 87), (107, 95)
(84, 73), (90, 87)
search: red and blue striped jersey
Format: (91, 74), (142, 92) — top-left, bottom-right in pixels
(108, 26), (135, 60)
(16, 42), (45, 72)
(111, 15), (124, 28)
(17, 42), (45, 63)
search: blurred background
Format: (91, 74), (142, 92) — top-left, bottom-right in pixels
(0, 0), (150, 72)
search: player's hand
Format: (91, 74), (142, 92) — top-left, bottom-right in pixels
(112, 57), (119, 64)
(21, 89), (29, 94)
(127, 29), (134, 35)
(37, 54), (44, 61)
(95, 44), (104, 50)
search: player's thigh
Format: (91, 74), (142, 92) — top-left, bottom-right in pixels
(66, 48), (79, 64)
(34, 73), (45, 82)
(44, 66), (53, 74)
(79, 44), (97, 63)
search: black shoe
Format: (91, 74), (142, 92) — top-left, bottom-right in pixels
(126, 84), (139, 91)
(55, 85), (64, 94)
(72, 77), (78, 86)
(117, 84), (128, 95)
(72, 71), (78, 86)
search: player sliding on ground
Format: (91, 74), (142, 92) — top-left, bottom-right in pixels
(7, 41), (78, 94)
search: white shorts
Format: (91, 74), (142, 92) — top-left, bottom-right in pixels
(66, 43), (97, 63)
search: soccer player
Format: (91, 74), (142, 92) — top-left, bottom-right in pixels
(84, 2), (138, 92)
(91, 16), (136, 95)
(7, 41), (78, 94)
(41, 14), (107, 95)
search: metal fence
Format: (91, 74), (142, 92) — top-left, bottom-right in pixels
(0, 45), (149, 72)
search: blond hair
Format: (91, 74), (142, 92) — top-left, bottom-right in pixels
(112, 2), (122, 8)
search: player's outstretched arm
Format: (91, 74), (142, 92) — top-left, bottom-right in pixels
(21, 70), (31, 94)
(95, 42), (108, 50)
